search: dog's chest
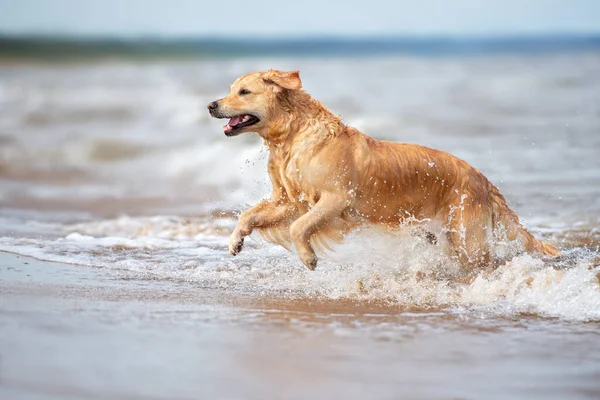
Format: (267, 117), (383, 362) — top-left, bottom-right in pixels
(282, 154), (309, 200)
(270, 149), (315, 204)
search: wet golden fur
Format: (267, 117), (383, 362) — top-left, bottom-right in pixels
(208, 69), (559, 270)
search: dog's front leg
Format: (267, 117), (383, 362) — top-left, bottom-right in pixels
(289, 193), (349, 270)
(229, 200), (295, 256)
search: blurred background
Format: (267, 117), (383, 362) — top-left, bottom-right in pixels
(2, 2), (600, 400)
(0, 0), (599, 228)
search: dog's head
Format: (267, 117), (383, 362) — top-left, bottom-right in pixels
(207, 69), (302, 137)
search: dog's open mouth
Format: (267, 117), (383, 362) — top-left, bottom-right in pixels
(222, 114), (260, 135)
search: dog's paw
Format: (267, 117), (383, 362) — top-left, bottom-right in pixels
(299, 253), (318, 271)
(228, 236), (244, 256)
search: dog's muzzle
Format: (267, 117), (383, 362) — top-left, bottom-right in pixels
(207, 101), (219, 117)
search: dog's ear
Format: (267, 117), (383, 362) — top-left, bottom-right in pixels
(263, 69), (302, 90)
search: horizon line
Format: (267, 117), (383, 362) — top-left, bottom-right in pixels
(2, 31), (600, 42)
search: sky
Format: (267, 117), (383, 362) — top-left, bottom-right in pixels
(0, 0), (599, 37)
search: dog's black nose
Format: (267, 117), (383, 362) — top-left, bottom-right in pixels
(207, 101), (219, 110)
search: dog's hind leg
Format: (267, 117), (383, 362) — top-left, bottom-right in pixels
(289, 193), (349, 270)
(446, 202), (491, 268)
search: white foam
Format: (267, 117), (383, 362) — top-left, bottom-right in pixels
(1, 215), (598, 322)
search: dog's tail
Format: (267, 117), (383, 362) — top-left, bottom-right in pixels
(488, 182), (560, 257)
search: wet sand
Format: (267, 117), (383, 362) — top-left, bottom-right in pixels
(2, 251), (599, 400)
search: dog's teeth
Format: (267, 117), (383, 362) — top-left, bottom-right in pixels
(242, 115), (250, 122)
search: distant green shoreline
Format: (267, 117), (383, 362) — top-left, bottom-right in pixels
(1, 34), (599, 60)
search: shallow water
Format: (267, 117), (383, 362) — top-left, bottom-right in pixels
(2, 253), (600, 400)
(1, 53), (600, 398)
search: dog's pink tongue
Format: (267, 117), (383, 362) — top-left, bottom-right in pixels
(228, 116), (242, 127)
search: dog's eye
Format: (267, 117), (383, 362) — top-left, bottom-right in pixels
(238, 88), (251, 95)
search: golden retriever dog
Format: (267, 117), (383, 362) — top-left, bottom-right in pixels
(208, 69), (559, 270)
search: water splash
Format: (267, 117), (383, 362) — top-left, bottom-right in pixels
(1, 215), (598, 321)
